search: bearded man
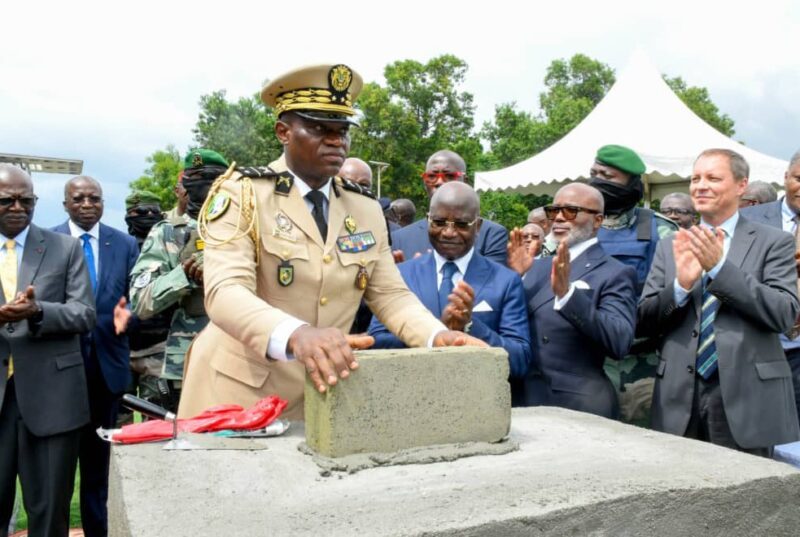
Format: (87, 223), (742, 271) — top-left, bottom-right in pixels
(507, 183), (638, 417)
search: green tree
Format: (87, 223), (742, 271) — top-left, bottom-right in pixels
(192, 90), (283, 167)
(664, 76), (736, 137)
(351, 55), (482, 216)
(129, 145), (182, 210)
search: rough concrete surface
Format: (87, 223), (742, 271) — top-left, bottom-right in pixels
(304, 347), (511, 457)
(109, 407), (800, 537)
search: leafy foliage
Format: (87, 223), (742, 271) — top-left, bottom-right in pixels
(129, 145), (182, 210)
(664, 76), (736, 137)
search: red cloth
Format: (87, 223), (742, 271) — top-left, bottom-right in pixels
(113, 396), (287, 444)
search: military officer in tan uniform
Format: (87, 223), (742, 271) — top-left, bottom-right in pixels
(179, 64), (483, 420)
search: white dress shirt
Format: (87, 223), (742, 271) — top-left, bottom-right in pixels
(68, 220), (100, 277)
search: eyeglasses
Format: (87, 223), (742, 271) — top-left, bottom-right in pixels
(427, 215), (479, 231)
(420, 170), (465, 186)
(661, 208), (694, 216)
(0, 195), (38, 209)
(70, 195), (103, 205)
(522, 233), (542, 241)
(543, 205), (601, 221)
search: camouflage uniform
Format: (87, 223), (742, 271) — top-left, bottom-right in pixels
(130, 211), (209, 413)
(602, 206), (678, 425)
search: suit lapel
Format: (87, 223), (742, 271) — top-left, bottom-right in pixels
(415, 253), (440, 315)
(726, 217), (756, 272)
(98, 224), (113, 291)
(326, 186), (346, 254)
(463, 254), (490, 302)
(529, 257), (555, 311)
(568, 242), (606, 282)
(18, 224), (46, 294)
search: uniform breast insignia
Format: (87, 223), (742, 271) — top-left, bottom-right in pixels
(205, 192), (230, 221)
(344, 214), (357, 234)
(275, 173), (294, 196)
(355, 261), (368, 290)
(336, 231), (376, 253)
(133, 271), (152, 289)
(273, 212), (296, 242)
(278, 260), (294, 286)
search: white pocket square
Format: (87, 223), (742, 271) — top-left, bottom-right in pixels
(574, 280), (591, 290)
(473, 300), (493, 312)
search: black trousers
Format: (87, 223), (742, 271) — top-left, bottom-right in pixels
(78, 346), (119, 537)
(685, 373), (772, 457)
(784, 347), (800, 428)
(0, 377), (80, 537)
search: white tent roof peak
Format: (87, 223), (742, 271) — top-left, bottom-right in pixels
(475, 50), (788, 199)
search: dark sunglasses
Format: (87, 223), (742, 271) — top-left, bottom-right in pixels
(420, 170), (465, 186)
(661, 208), (694, 216)
(0, 195), (38, 209)
(543, 205), (601, 221)
(427, 215), (479, 231)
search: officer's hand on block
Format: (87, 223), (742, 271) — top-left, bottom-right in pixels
(432, 330), (489, 348)
(346, 334), (374, 350)
(288, 326), (361, 393)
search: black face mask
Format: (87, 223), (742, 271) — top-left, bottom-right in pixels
(183, 181), (214, 220)
(125, 213), (163, 239)
(589, 176), (643, 216)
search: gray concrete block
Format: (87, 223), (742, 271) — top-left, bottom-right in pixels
(304, 347), (512, 457)
(109, 407), (800, 537)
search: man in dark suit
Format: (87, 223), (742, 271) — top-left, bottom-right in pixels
(369, 182), (530, 378)
(738, 148), (800, 427)
(391, 150), (509, 265)
(639, 148), (800, 454)
(0, 164), (95, 536)
(53, 176), (138, 537)
(509, 183), (637, 418)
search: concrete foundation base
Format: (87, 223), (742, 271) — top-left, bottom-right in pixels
(109, 407), (800, 536)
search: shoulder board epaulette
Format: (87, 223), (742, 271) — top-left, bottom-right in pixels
(236, 166), (279, 178)
(335, 176), (376, 199)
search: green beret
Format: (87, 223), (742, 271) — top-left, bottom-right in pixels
(595, 145), (646, 175)
(125, 190), (162, 211)
(184, 149), (229, 169)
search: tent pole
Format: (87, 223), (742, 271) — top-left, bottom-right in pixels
(643, 173), (651, 208)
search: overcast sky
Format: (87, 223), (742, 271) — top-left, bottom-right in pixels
(2, 0), (798, 230)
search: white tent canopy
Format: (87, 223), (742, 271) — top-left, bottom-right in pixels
(475, 50), (789, 202)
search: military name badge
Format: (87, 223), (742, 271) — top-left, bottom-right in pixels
(336, 231), (376, 253)
(273, 212), (296, 241)
(344, 214), (357, 234)
(206, 192), (230, 221)
(278, 260), (294, 287)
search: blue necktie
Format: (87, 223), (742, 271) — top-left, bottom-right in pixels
(438, 262), (458, 315)
(695, 277), (720, 379)
(81, 233), (97, 292)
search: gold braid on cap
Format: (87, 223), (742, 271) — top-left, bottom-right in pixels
(197, 161), (262, 265)
(275, 88), (354, 115)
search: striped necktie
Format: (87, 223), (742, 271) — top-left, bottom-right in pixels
(695, 277), (720, 379)
(1, 239), (16, 378)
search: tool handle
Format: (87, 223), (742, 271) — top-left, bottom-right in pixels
(121, 394), (176, 422)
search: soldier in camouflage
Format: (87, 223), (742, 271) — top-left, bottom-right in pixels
(588, 145), (678, 425)
(117, 190), (171, 425)
(130, 149), (229, 413)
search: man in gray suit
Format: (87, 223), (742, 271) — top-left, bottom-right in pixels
(0, 164), (96, 536)
(740, 148), (800, 425)
(639, 149), (800, 454)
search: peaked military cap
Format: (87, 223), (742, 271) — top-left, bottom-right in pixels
(125, 190), (162, 211)
(595, 145), (646, 175)
(184, 148), (229, 169)
(261, 64), (363, 125)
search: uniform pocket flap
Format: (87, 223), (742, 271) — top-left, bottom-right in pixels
(55, 352), (84, 370)
(261, 233), (310, 261)
(755, 360), (791, 380)
(210, 351), (270, 388)
(548, 371), (594, 395)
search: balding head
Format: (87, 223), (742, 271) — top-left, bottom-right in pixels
(64, 175), (104, 231)
(660, 192), (695, 229)
(527, 206), (550, 234)
(390, 198), (416, 227)
(427, 182), (482, 260)
(560, 183), (604, 213)
(0, 164), (36, 238)
(338, 158), (373, 189)
(422, 150), (467, 197)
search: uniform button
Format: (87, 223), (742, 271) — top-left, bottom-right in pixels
(323, 255), (332, 264)
(691, 330), (698, 338)
(542, 336), (549, 344)
(320, 297), (328, 306)
(281, 250), (290, 259)
(687, 365), (695, 374)
(6, 325), (14, 333)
